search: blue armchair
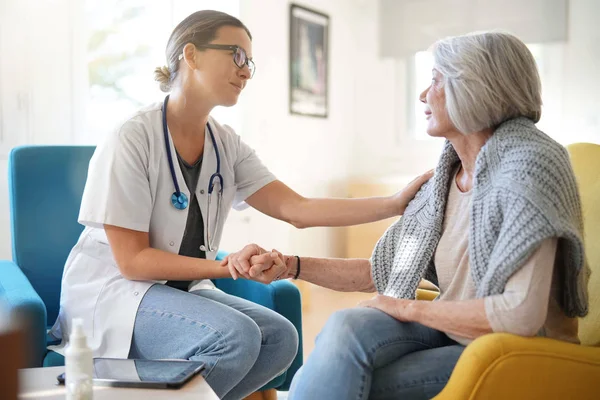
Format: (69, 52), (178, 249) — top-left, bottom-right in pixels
(0, 145), (303, 391)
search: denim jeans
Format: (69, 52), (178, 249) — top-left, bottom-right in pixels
(128, 284), (298, 400)
(289, 307), (464, 400)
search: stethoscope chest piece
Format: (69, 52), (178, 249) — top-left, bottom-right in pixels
(171, 192), (189, 210)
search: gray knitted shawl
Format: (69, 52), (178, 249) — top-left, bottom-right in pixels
(371, 117), (590, 317)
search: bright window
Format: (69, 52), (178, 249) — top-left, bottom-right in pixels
(83, 0), (240, 142)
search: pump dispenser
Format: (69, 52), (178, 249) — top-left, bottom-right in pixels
(65, 318), (93, 399)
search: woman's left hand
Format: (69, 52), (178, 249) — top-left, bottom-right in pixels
(391, 169), (434, 215)
(358, 295), (414, 322)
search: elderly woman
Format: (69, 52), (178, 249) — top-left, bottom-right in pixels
(225, 31), (590, 399)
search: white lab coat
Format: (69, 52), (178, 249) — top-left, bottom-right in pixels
(48, 102), (276, 358)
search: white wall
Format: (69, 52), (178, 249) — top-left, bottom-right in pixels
(561, 0), (600, 144)
(380, 0), (568, 58)
(218, 0), (385, 258)
(350, 0), (445, 179)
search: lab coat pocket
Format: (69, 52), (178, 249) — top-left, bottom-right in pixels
(83, 229), (118, 268)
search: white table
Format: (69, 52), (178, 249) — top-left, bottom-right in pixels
(18, 366), (219, 400)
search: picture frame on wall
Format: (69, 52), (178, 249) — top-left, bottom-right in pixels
(289, 4), (329, 118)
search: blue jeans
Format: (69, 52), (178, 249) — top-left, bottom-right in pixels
(289, 308), (464, 400)
(128, 284), (298, 400)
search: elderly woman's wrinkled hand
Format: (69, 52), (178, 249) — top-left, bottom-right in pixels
(358, 295), (414, 322)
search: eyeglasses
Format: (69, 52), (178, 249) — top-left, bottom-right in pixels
(179, 44), (255, 78)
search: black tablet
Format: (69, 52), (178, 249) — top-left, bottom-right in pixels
(57, 358), (205, 389)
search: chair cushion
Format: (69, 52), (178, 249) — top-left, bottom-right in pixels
(43, 350), (64, 367)
(567, 143), (600, 346)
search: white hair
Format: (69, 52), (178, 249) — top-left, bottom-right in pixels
(431, 31), (542, 134)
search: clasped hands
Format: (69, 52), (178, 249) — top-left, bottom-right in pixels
(220, 244), (413, 323)
(220, 244), (292, 284)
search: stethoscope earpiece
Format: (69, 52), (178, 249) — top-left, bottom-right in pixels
(162, 95), (224, 252)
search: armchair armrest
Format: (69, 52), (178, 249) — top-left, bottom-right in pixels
(416, 288), (439, 301)
(416, 279), (439, 301)
(434, 333), (600, 400)
(0, 260), (47, 367)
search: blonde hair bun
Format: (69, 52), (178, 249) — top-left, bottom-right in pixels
(154, 66), (171, 92)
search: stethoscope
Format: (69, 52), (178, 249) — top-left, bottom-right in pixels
(162, 95), (223, 252)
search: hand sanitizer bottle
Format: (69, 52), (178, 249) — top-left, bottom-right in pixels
(65, 318), (93, 399)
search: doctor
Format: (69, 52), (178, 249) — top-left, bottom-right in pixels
(49, 10), (431, 400)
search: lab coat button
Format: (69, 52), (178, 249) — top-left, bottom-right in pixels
(199, 245), (207, 251)
(200, 189), (205, 194)
(134, 292), (139, 296)
(169, 241), (174, 246)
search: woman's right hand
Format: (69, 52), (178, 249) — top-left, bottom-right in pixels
(220, 244), (287, 284)
(390, 169), (434, 215)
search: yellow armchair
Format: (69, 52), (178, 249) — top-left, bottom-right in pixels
(435, 334), (600, 399)
(432, 143), (600, 400)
